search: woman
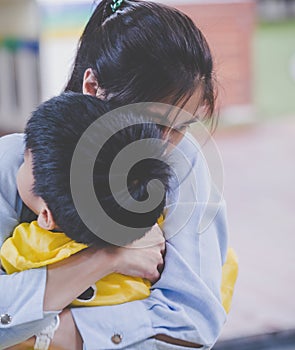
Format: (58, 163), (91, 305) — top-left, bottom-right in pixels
(2, 0), (228, 349)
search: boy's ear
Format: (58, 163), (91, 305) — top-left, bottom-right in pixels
(82, 68), (105, 99)
(37, 206), (56, 231)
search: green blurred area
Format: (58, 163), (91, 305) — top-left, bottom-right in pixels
(254, 20), (295, 119)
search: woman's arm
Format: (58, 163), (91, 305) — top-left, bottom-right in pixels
(12, 314), (204, 350)
(5, 308), (83, 350)
(70, 133), (228, 349)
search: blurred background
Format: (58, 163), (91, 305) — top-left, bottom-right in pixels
(0, 0), (294, 348)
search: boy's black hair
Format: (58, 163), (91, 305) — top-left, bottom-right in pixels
(65, 0), (216, 125)
(25, 92), (171, 246)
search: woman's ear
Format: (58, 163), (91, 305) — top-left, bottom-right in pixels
(83, 68), (98, 96)
(37, 206), (56, 231)
(82, 68), (106, 99)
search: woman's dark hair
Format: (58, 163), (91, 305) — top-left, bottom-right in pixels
(25, 92), (171, 246)
(65, 0), (216, 125)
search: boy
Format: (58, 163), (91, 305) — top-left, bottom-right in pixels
(0, 92), (171, 306)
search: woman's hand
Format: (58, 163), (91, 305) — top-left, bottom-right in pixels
(110, 224), (165, 283)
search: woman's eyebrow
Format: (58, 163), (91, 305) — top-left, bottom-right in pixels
(149, 114), (199, 126)
(176, 117), (199, 126)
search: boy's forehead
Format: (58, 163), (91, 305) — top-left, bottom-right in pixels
(23, 149), (33, 164)
(24, 149), (30, 157)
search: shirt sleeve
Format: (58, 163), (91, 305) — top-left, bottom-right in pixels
(72, 132), (228, 350)
(0, 134), (58, 348)
(0, 134), (25, 245)
(0, 267), (59, 349)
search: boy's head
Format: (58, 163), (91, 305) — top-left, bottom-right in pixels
(17, 92), (171, 246)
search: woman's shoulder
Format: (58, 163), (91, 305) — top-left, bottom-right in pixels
(171, 132), (206, 180)
(0, 133), (25, 168)
(0, 133), (25, 244)
(176, 131), (211, 172)
(0, 133), (25, 152)
(177, 132), (201, 160)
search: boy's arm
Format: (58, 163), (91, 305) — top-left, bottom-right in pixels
(0, 228), (164, 348)
(44, 229), (164, 312)
(0, 134), (166, 348)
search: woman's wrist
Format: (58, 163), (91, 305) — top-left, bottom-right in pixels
(34, 315), (60, 350)
(50, 309), (83, 350)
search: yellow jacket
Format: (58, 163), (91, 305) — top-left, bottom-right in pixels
(0, 221), (238, 311)
(0, 221), (150, 306)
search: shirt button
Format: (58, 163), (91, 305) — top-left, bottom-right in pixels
(0, 314), (12, 325)
(111, 333), (122, 344)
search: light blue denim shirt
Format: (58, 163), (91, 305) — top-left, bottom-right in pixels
(0, 132), (228, 349)
(0, 134), (59, 349)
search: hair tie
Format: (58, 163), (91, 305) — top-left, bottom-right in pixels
(110, 0), (124, 13)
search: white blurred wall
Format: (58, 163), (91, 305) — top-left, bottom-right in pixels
(0, 0), (253, 131)
(0, 0), (39, 131)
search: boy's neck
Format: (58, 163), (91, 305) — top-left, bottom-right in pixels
(20, 203), (37, 223)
